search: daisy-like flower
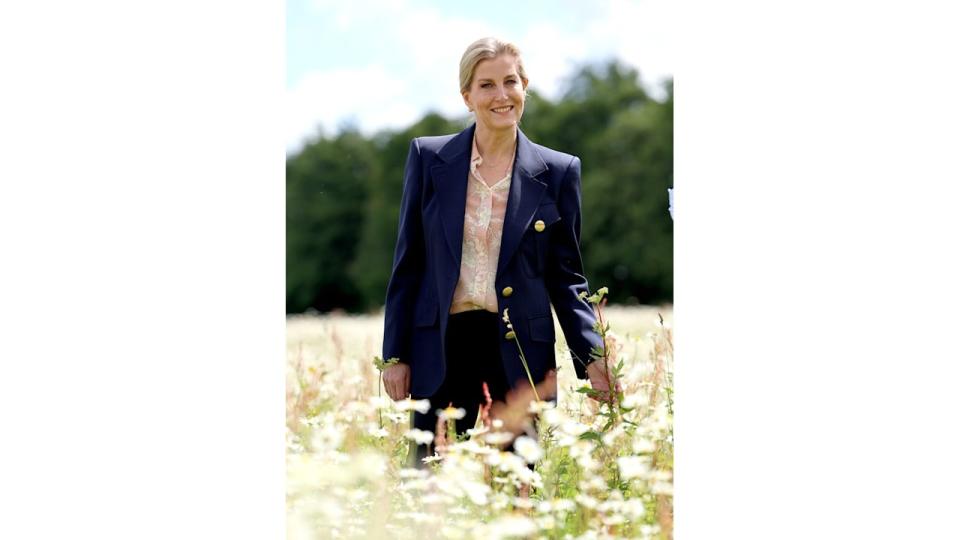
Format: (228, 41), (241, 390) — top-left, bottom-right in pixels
(436, 405), (466, 421)
(487, 515), (537, 538)
(484, 431), (515, 446)
(513, 436), (544, 463)
(461, 480), (491, 506)
(395, 398), (431, 414)
(398, 468), (428, 480)
(466, 425), (489, 437)
(404, 428), (434, 446)
(368, 395), (392, 409)
(617, 455), (652, 480)
(367, 425), (389, 438)
(560, 420), (589, 437)
(527, 400), (552, 415)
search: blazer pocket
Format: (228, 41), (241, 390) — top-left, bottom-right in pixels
(522, 203), (562, 278)
(414, 301), (438, 327)
(527, 314), (555, 343)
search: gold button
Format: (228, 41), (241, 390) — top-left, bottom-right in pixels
(501, 286), (513, 297)
(504, 330), (516, 340)
(534, 220), (546, 232)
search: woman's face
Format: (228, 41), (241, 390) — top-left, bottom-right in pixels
(462, 54), (527, 133)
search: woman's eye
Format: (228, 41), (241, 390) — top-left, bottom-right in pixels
(481, 83), (492, 88)
(506, 79), (517, 85)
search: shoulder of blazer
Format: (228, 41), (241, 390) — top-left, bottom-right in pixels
(413, 133), (459, 157)
(528, 141), (578, 173)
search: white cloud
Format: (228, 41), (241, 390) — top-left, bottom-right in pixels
(518, 22), (592, 100)
(287, 0), (674, 153)
(286, 65), (417, 152)
(584, 0), (675, 96)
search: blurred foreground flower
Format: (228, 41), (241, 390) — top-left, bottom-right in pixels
(437, 406), (466, 421)
(513, 436), (543, 463)
(404, 428), (434, 446)
(396, 398), (431, 414)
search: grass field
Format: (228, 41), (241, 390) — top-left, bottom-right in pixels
(286, 304), (673, 539)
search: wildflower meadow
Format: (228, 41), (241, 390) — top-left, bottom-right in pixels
(286, 295), (673, 539)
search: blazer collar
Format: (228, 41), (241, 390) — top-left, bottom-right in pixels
(433, 123), (549, 280)
(436, 123), (547, 177)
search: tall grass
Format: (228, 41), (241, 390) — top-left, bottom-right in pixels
(286, 304), (673, 540)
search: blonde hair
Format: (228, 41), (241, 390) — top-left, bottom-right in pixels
(459, 37), (528, 93)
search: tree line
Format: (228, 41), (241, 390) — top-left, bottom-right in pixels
(287, 60), (672, 314)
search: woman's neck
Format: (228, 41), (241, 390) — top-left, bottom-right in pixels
(474, 124), (517, 163)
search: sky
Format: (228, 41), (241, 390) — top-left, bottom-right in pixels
(286, 0), (673, 153)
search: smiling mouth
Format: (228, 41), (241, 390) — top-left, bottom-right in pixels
(491, 106), (514, 113)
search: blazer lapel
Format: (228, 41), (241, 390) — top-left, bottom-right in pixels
(497, 128), (548, 278)
(431, 123), (475, 269)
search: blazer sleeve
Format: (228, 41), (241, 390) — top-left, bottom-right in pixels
(382, 138), (426, 365)
(544, 156), (604, 380)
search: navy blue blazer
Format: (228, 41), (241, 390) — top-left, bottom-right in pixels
(382, 123), (602, 398)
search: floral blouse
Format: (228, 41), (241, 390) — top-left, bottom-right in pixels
(449, 135), (514, 314)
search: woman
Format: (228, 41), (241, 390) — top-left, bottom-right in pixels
(381, 37), (619, 467)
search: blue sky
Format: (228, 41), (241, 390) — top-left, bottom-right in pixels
(286, 0), (673, 153)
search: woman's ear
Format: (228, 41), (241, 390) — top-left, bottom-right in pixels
(462, 90), (473, 112)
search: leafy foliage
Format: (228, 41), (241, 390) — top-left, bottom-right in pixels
(287, 60), (672, 313)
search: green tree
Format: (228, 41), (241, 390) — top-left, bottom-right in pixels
(286, 60), (673, 313)
(287, 129), (374, 312)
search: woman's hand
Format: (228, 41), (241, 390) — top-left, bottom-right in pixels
(383, 363), (411, 401)
(585, 359), (622, 403)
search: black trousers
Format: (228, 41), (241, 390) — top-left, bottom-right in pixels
(410, 309), (512, 468)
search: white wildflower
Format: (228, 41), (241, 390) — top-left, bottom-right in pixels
(514, 467), (543, 489)
(536, 515), (556, 530)
(398, 468), (427, 480)
(583, 476), (607, 491)
(513, 436), (544, 463)
(617, 455), (651, 480)
(368, 395), (392, 409)
(484, 431), (515, 446)
(575, 493), (598, 509)
(528, 400), (551, 414)
(395, 398), (431, 414)
(437, 405), (466, 420)
(466, 425), (489, 437)
(541, 407), (564, 427)
(622, 498), (646, 519)
(367, 425), (389, 438)
(309, 422), (344, 452)
(454, 439), (494, 455)
(513, 496), (534, 510)
(621, 392), (641, 409)
(632, 437), (656, 454)
(461, 480), (491, 505)
(602, 425), (625, 446)
(560, 420), (588, 437)
(404, 428), (434, 446)
(487, 514), (536, 538)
